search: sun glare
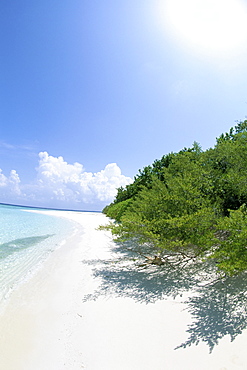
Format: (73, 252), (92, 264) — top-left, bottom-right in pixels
(159, 0), (247, 59)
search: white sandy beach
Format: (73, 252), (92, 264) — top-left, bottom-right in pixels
(0, 210), (247, 370)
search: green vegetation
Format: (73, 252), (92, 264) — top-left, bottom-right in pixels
(102, 121), (247, 276)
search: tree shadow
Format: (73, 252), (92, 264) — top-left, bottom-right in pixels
(176, 273), (247, 353)
(82, 240), (247, 352)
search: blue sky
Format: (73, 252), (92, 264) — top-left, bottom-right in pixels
(1, 0), (247, 210)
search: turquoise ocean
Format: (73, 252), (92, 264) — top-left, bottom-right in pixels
(0, 204), (75, 303)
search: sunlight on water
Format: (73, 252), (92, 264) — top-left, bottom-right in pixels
(0, 204), (75, 303)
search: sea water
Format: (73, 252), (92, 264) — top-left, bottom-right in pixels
(0, 204), (76, 303)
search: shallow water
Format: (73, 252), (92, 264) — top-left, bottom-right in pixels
(0, 204), (75, 302)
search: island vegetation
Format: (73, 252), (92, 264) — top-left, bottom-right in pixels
(102, 120), (247, 277)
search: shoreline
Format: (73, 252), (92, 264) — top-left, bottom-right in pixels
(0, 210), (109, 370)
(0, 210), (246, 369)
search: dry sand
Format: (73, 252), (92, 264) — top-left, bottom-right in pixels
(0, 210), (246, 370)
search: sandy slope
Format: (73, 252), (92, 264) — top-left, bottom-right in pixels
(0, 210), (246, 370)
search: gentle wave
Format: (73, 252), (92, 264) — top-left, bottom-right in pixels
(0, 204), (75, 303)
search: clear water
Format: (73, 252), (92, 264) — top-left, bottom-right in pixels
(0, 204), (76, 302)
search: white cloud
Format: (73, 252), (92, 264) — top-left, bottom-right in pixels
(0, 169), (21, 200)
(0, 170), (7, 187)
(0, 152), (133, 210)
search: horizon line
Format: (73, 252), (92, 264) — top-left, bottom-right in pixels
(0, 202), (102, 213)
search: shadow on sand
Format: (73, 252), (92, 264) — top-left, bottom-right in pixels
(82, 240), (247, 353)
